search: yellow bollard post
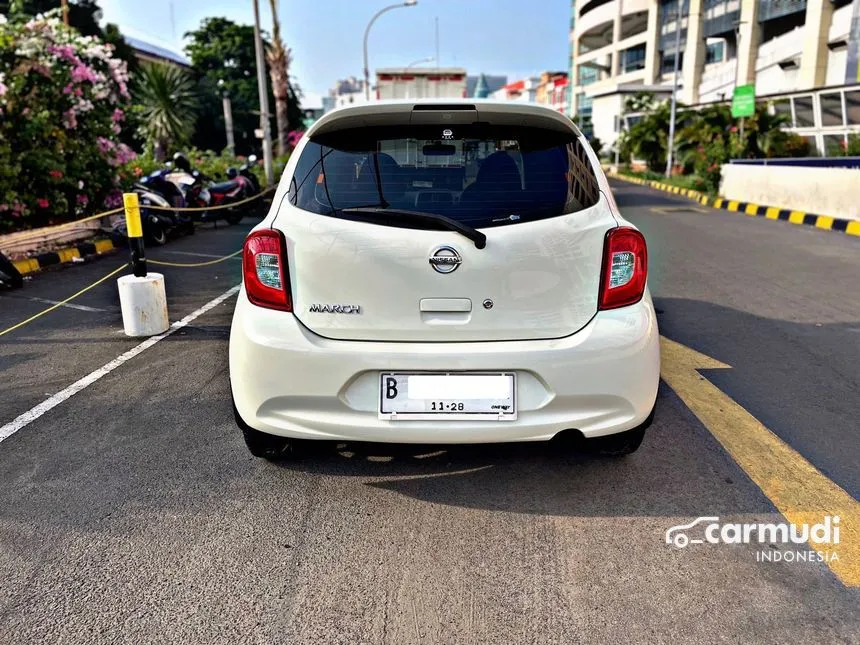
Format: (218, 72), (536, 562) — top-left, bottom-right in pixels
(117, 193), (169, 337)
(122, 192), (147, 278)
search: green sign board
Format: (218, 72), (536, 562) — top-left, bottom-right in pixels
(731, 84), (756, 118)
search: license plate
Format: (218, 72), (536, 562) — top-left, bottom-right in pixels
(379, 372), (517, 421)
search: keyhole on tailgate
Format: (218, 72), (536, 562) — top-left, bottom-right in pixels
(483, 299), (494, 310)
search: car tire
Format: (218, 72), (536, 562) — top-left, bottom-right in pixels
(241, 426), (296, 459)
(584, 405), (655, 456)
(586, 426), (646, 456)
(233, 400), (306, 460)
(225, 211), (243, 225)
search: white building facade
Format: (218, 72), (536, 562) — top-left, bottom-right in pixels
(570, 0), (860, 155)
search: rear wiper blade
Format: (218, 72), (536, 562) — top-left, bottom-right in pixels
(340, 207), (487, 249)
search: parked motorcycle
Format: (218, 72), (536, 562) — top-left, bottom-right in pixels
(170, 154), (253, 226)
(239, 154), (261, 194)
(0, 251), (23, 290)
(112, 169), (195, 246)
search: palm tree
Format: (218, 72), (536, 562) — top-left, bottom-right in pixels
(676, 104), (733, 170)
(751, 108), (791, 158)
(135, 63), (198, 161)
(267, 0), (291, 157)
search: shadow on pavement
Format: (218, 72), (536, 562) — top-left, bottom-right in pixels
(0, 298), (856, 527)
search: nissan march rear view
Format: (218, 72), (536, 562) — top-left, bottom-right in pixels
(229, 100), (660, 459)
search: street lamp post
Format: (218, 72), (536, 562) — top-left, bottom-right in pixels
(363, 1), (418, 102)
(665, 0), (684, 178)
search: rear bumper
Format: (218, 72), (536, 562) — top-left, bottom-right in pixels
(229, 289), (660, 444)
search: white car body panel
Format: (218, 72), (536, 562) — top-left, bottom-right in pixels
(230, 289), (659, 443)
(278, 194), (614, 342)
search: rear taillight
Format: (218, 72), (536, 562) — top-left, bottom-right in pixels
(598, 227), (648, 310)
(242, 229), (292, 311)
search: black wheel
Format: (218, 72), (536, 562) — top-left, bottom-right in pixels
(182, 218), (195, 236)
(225, 210), (243, 225)
(146, 223), (167, 246)
(584, 405), (655, 456)
(0, 253), (23, 290)
(233, 401), (306, 460)
(585, 426), (646, 456)
(242, 426), (295, 459)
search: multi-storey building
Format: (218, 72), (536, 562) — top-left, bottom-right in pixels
(569, 0), (860, 154)
(491, 72), (571, 113)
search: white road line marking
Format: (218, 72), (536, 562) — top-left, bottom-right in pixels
(0, 285), (240, 445)
(27, 297), (106, 313)
(162, 251), (242, 260)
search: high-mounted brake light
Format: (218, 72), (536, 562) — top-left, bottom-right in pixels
(598, 227), (648, 310)
(242, 229), (292, 311)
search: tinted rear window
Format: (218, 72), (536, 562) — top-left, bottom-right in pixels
(287, 125), (601, 228)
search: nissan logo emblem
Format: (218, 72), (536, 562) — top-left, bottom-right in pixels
(429, 246), (462, 274)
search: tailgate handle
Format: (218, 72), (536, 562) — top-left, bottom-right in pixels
(419, 298), (472, 313)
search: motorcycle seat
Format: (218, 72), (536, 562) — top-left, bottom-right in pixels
(209, 180), (242, 194)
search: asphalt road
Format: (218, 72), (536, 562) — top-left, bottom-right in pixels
(0, 186), (858, 644)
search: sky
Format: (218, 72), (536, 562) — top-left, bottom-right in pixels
(99, 0), (571, 106)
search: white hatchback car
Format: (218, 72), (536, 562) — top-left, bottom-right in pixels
(229, 100), (659, 459)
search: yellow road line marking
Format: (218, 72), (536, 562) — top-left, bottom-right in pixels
(0, 264), (128, 339)
(660, 337), (859, 587)
(789, 211), (806, 224)
(765, 207), (781, 219)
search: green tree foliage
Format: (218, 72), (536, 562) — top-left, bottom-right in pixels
(134, 62), (198, 160)
(620, 100), (678, 172)
(623, 95), (811, 192)
(184, 17), (302, 156)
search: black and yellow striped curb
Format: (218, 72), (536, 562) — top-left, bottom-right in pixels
(611, 173), (860, 237)
(11, 238), (119, 276)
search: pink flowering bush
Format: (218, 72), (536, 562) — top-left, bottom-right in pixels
(0, 11), (133, 231)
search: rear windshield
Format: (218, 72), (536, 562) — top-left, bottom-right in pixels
(287, 125), (601, 228)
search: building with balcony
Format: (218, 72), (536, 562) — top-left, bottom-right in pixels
(569, 0), (860, 154)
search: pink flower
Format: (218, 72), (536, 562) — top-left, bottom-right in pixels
(62, 109), (77, 130)
(63, 83), (74, 95)
(115, 143), (137, 164)
(96, 137), (115, 155)
(76, 194), (89, 206)
(37, 198), (49, 209)
(0, 82), (7, 97)
(49, 169), (63, 179)
(112, 108), (125, 123)
(71, 63), (99, 84)
(48, 44), (79, 64)
(729, 126), (738, 133)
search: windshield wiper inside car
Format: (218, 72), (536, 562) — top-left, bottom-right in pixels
(340, 207), (487, 249)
